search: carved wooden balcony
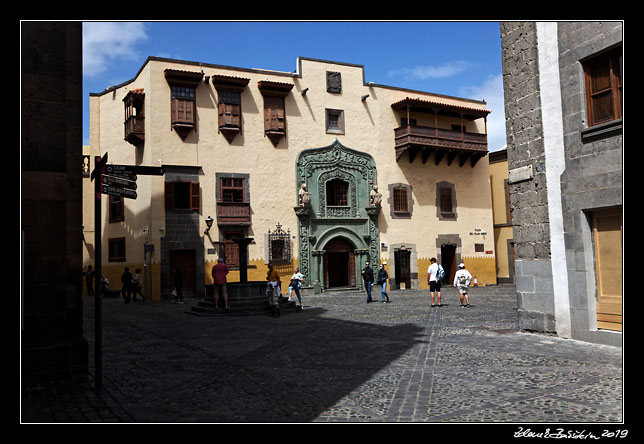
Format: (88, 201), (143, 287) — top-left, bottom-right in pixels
(394, 124), (488, 167)
(124, 115), (145, 146)
(391, 97), (490, 167)
(216, 202), (251, 225)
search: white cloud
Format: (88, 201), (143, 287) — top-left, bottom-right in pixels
(388, 61), (473, 81)
(83, 22), (148, 77)
(459, 74), (507, 152)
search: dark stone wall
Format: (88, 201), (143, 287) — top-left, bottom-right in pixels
(21, 21), (87, 381)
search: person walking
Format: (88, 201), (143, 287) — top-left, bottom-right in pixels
(362, 261), (374, 303)
(377, 263), (390, 303)
(266, 262), (281, 317)
(288, 267), (305, 311)
(426, 258), (444, 307)
(212, 258), (230, 310)
(121, 267), (133, 304)
(132, 268), (145, 302)
(85, 265), (95, 295)
(173, 268), (184, 304)
(453, 263), (472, 308)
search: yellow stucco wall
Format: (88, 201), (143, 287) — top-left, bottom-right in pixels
(85, 56), (497, 299)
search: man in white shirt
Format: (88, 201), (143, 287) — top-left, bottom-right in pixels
(426, 257), (443, 307)
(453, 263), (472, 308)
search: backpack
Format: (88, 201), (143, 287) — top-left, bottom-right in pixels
(436, 265), (445, 281)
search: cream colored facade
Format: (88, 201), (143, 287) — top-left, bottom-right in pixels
(489, 148), (514, 282)
(84, 56), (496, 301)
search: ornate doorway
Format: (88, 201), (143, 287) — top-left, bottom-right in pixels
(294, 140), (379, 293)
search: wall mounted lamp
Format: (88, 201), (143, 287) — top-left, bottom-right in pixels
(204, 216), (214, 234)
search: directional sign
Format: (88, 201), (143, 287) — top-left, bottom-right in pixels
(102, 174), (137, 190)
(102, 185), (137, 199)
(105, 164), (164, 176)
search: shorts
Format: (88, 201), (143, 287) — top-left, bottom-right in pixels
(457, 285), (468, 294)
(429, 280), (441, 292)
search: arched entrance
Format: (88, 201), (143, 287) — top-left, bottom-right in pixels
(323, 237), (356, 288)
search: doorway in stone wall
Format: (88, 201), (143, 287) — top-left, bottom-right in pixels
(323, 237), (356, 289)
(440, 244), (457, 284)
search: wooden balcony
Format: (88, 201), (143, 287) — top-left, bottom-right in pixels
(217, 202), (251, 225)
(124, 115), (145, 146)
(391, 96), (490, 167)
(394, 125), (488, 167)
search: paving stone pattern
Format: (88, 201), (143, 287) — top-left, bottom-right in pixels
(21, 284), (623, 423)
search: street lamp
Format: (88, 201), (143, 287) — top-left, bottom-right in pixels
(204, 216), (214, 234)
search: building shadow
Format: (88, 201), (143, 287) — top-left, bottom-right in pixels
(82, 297), (426, 422)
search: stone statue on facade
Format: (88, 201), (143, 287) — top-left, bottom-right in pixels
(370, 185), (382, 207)
(299, 182), (311, 206)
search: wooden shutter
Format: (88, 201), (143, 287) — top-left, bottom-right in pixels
(190, 182), (200, 210)
(165, 182), (174, 210)
(264, 96), (285, 131)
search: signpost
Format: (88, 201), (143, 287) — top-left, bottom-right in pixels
(90, 154), (164, 389)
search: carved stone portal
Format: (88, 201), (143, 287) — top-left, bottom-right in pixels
(295, 140), (379, 293)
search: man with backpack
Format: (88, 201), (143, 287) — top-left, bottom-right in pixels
(453, 263), (473, 308)
(427, 258), (445, 307)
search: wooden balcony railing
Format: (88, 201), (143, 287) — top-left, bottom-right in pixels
(216, 202), (251, 225)
(124, 115), (145, 146)
(394, 125), (488, 167)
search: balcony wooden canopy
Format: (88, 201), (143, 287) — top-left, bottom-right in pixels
(391, 97), (491, 167)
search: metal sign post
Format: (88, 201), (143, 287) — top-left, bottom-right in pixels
(90, 155), (164, 389)
(91, 153), (107, 389)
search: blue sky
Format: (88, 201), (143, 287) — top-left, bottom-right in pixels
(83, 21), (507, 151)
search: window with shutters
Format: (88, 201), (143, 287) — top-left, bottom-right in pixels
(165, 181), (200, 211)
(264, 96), (285, 131)
(164, 69), (203, 139)
(216, 173), (251, 226)
(583, 47), (622, 127)
(217, 90), (242, 142)
(257, 80), (293, 146)
(223, 230), (242, 268)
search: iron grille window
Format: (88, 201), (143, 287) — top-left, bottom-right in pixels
(393, 187), (408, 213)
(268, 223), (291, 264)
(439, 186), (453, 214)
(326, 179), (348, 206)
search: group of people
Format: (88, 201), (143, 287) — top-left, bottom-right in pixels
(118, 267), (145, 303)
(86, 256), (474, 309)
(361, 257), (473, 307)
(266, 262), (305, 317)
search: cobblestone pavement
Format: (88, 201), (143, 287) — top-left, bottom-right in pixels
(21, 284), (624, 424)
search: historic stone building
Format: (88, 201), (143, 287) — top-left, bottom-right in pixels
(501, 22), (622, 346)
(85, 56), (497, 301)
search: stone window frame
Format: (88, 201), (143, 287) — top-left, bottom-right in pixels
(388, 183), (414, 219)
(436, 181), (458, 221)
(325, 108), (345, 135)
